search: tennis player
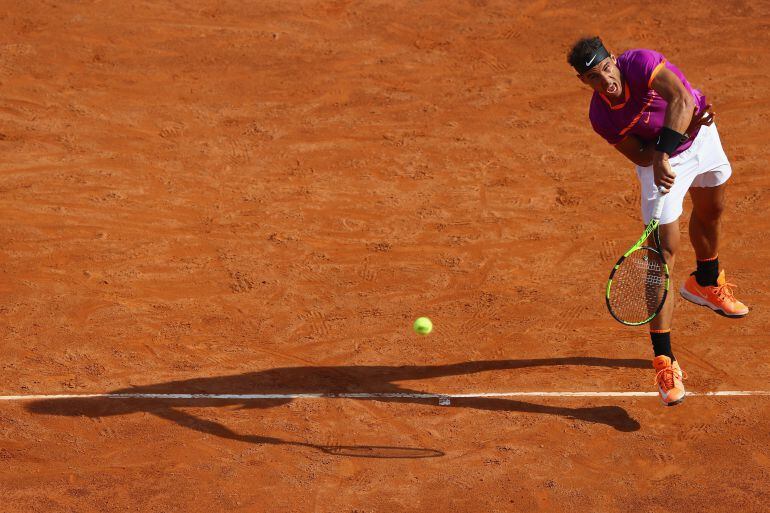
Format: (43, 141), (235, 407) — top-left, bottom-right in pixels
(567, 37), (748, 406)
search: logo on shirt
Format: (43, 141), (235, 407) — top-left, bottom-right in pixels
(643, 111), (651, 124)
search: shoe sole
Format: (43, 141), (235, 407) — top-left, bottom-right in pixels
(679, 287), (748, 318)
(658, 386), (685, 407)
(661, 394), (685, 407)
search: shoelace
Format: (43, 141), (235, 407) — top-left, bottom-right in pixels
(654, 365), (688, 390)
(715, 281), (738, 302)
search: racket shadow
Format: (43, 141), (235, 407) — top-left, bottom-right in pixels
(26, 356), (644, 457)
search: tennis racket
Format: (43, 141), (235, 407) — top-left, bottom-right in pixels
(606, 186), (670, 325)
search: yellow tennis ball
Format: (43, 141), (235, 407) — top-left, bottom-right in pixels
(413, 317), (433, 335)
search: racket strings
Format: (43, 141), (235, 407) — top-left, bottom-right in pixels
(609, 248), (667, 324)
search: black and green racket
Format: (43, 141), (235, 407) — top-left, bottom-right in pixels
(606, 187), (670, 325)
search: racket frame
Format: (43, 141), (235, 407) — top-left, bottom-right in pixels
(605, 188), (670, 326)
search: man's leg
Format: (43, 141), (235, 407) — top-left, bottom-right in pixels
(650, 221), (680, 356)
(649, 221), (687, 406)
(689, 184), (724, 263)
(634, 152), (696, 407)
(650, 221), (680, 330)
(681, 183), (748, 316)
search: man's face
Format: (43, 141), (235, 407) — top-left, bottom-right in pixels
(579, 56), (623, 99)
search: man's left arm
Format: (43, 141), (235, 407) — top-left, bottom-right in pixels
(649, 67), (697, 190)
(614, 104), (714, 168)
(651, 67), (695, 134)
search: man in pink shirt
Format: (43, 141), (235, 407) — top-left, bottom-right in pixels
(568, 36), (748, 406)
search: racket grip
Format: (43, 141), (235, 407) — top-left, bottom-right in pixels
(651, 186), (667, 221)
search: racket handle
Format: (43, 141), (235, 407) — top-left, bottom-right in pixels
(651, 185), (667, 221)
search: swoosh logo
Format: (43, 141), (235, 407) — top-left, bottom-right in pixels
(643, 111), (651, 124)
(585, 55), (597, 67)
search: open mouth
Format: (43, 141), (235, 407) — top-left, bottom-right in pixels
(606, 83), (618, 95)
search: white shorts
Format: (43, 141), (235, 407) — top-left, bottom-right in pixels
(636, 122), (731, 225)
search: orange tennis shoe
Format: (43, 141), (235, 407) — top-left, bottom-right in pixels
(653, 356), (687, 407)
(680, 270), (749, 317)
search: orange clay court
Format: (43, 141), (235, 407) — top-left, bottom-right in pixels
(1, 2), (769, 512)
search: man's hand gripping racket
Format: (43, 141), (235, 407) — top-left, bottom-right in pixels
(606, 186), (670, 325)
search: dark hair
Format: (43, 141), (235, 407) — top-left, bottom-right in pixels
(567, 36), (605, 70)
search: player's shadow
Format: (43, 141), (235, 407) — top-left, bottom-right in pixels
(27, 357), (645, 457)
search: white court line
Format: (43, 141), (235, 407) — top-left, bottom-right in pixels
(1, 390), (770, 402)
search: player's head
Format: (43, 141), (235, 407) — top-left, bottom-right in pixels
(568, 36), (623, 100)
